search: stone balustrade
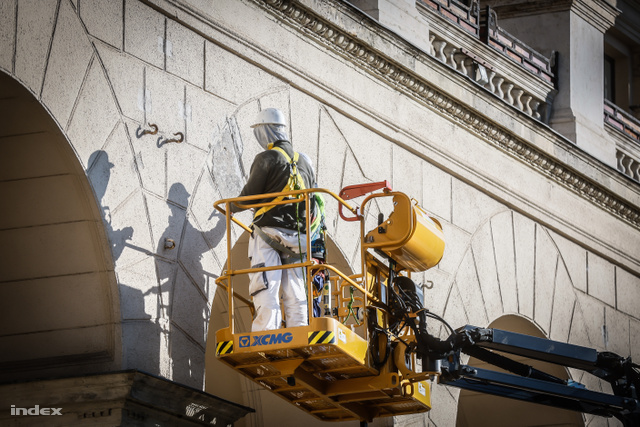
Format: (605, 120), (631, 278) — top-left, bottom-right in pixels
(617, 151), (640, 182)
(427, 31), (549, 122)
(420, 1), (556, 88)
(480, 6), (556, 86)
(418, 0), (555, 124)
(606, 100), (640, 143)
(607, 100), (640, 182)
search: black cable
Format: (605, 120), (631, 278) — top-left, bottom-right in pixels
(369, 325), (392, 368)
(383, 326), (411, 348)
(424, 311), (456, 335)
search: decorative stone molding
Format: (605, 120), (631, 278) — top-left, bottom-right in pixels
(259, 0), (640, 228)
(606, 100), (640, 183)
(426, 31), (549, 121)
(617, 151), (640, 182)
(482, 0), (620, 34)
(572, 0), (620, 34)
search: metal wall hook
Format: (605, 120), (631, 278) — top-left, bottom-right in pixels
(137, 123), (158, 137)
(165, 132), (184, 144)
(164, 238), (176, 250)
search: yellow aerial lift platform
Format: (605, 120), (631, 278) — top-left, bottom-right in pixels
(214, 317), (429, 422)
(213, 183), (640, 426)
(212, 182), (443, 422)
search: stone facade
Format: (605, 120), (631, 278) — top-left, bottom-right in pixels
(1, 0), (639, 426)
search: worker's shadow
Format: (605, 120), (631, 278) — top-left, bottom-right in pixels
(89, 152), (225, 384)
(89, 150), (164, 371)
(88, 150), (134, 263)
(157, 183), (226, 387)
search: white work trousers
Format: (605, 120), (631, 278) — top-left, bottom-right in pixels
(248, 226), (308, 332)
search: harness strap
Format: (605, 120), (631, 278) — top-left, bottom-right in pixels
(271, 146), (297, 166)
(253, 225), (306, 261)
(253, 147), (304, 220)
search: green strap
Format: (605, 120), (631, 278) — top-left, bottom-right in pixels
(343, 286), (361, 326)
(310, 193), (325, 235)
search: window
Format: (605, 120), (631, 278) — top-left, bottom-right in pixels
(604, 14), (640, 115)
(604, 54), (615, 103)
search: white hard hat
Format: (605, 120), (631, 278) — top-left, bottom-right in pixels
(251, 108), (287, 128)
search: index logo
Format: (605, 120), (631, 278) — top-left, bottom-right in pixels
(11, 405), (62, 416)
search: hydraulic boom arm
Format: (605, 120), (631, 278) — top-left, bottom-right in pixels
(385, 277), (640, 426)
(436, 326), (640, 426)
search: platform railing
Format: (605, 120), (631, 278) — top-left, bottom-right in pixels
(213, 188), (362, 334)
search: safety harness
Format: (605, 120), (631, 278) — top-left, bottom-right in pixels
(252, 226), (301, 263)
(253, 147), (305, 220)
(253, 146), (307, 263)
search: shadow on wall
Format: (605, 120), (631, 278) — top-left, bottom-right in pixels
(90, 148), (227, 386)
(88, 150), (133, 261)
(165, 183), (226, 387)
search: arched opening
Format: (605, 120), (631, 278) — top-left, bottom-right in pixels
(205, 232), (370, 427)
(0, 72), (120, 382)
(456, 315), (585, 426)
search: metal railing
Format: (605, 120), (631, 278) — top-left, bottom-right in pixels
(213, 188), (360, 333)
(213, 187), (420, 335)
(605, 99), (640, 144)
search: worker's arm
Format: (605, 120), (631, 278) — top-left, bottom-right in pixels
(230, 153), (270, 213)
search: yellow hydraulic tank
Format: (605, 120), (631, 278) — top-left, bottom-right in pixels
(365, 194), (445, 272)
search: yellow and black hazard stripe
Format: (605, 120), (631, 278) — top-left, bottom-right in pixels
(216, 340), (233, 356)
(308, 330), (335, 345)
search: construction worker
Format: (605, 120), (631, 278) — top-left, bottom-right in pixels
(231, 108), (317, 332)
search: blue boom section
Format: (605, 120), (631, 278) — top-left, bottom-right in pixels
(385, 274), (640, 426)
(430, 326), (640, 426)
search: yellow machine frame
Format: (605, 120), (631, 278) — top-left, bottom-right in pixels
(212, 187), (443, 422)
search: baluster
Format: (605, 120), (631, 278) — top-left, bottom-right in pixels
(512, 88), (524, 110)
(494, 77), (504, 99)
(621, 155), (633, 177)
(446, 46), (457, 69)
(455, 54), (469, 75)
(504, 83), (514, 105)
(632, 160), (640, 182)
(428, 34), (436, 57)
(432, 40), (447, 62)
(487, 71), (496, 92)
(522, 94), (533, 116)
(530, 99), (541, 120)
(616, 151), (625, 172)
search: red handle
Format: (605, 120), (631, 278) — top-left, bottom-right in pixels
(338, 181), (392, 221)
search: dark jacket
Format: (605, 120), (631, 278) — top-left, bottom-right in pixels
(232, 141), (316, 231)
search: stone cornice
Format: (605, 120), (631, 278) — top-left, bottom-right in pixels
(485, 0), (619, 33)
(485, 0), (573, 17)
(259, 0), (640, 228)
(572, 0), (620, 33)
